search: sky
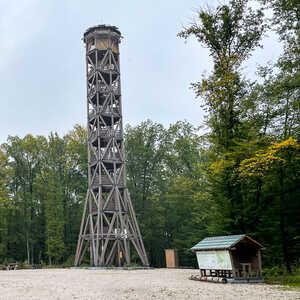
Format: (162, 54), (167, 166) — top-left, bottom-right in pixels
(0, 0), (282, 143)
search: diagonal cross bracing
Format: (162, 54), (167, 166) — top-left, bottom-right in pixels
(74, 25), (149, 267)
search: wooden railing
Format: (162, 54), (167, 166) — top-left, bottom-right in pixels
(89, 130), (122, 142)
(92, 175), (124, 186)
(88, 83), (120, 98)
(102, 152), (122, 161)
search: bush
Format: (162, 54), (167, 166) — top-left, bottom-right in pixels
(62, 255), (75, 268)
(20, 263), (33, 270)
(263, 266), (285, 278)
(42, 264), (66, 269)
(263, 266), (300, 287)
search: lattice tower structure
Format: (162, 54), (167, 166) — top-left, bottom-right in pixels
(74, 25), (149, 267)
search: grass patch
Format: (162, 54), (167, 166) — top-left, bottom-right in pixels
(265, 275), (300, 287)
(263, 266), (300, 290)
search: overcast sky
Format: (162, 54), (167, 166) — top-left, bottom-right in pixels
(0, 0), (281, 143)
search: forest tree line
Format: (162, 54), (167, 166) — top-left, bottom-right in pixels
(0, 0), (299, 270)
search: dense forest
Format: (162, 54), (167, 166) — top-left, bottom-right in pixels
(0, 0), (299, 271)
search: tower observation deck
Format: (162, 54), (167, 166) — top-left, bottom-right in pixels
(74, 25), (149, 267)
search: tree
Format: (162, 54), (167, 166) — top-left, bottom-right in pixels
(254, 0), (300, 140)
(125, 120), (167, 216)
(40, 170), (65, 264)
(2, 135), (47, 263)
(239, 137), (300, 272)
(125, 120), (206, 266)
(262, 0), (300, 37)
(124, 120), (167, 265)
(0, 148), (13, 262)
(178, 0), (266, 233)
(64, 125), (87, 259)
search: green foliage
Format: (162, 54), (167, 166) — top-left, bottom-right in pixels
(0, 148), (11, 261)
(177, 0), (300, 274)
(0, 0), (299, 275)
(178, 0), (266, 65)
(63, 255), (75, 268)
(178, 0), (266, 238)
(0, 126), (87, 265)
(124, 120), (205, 266)
(262, 0), (300, 38)
(43, 171), (65, 264)
(264, 266), (300, 288)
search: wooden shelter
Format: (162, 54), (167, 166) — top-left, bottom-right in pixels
(191, 234), (263, 283)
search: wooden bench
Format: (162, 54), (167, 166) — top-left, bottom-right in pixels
(6, 263), (18, 270)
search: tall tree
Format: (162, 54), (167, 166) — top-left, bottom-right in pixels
(244, 1), (300, 271)
(239, 137), (300, 271)
(178, 0), (266, 233)
(125, 120), (167, 265)
(0, 148), (12, 262)
(64, 125), (88, 259)
(125, 120), (206, 266)
(2, 135), (47, 263)
(41, 133), (67, 264)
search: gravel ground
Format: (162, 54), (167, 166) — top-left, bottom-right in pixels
(0, 268), (299, 300)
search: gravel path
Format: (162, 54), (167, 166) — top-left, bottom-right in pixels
(0, 268), (299, 300)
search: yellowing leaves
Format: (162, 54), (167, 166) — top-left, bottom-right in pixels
(210, 158), (235, 176)
(271, 137), (299, 150)
(239, 137), (299, 177)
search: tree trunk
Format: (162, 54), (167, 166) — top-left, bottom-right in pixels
(279, 212), (291, 273)
(26, 238), (30, 264)
(279, 169), (291, 273)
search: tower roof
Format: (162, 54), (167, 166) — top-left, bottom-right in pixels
(84, 24), (121, 39)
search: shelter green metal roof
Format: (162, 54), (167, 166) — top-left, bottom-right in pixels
(191, 234), (246, 251)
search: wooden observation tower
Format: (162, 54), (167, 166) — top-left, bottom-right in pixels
(74, 25), (149, 267)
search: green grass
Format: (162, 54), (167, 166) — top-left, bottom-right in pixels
(263, 266), (300, 290)
(265, 275), (300, 287)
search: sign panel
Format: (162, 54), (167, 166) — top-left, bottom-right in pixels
(196, 250), (232, 270)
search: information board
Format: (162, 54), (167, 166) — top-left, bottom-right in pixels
(196, 250), (232, 270)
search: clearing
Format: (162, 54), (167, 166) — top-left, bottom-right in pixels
(0, 268), (299, 299)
